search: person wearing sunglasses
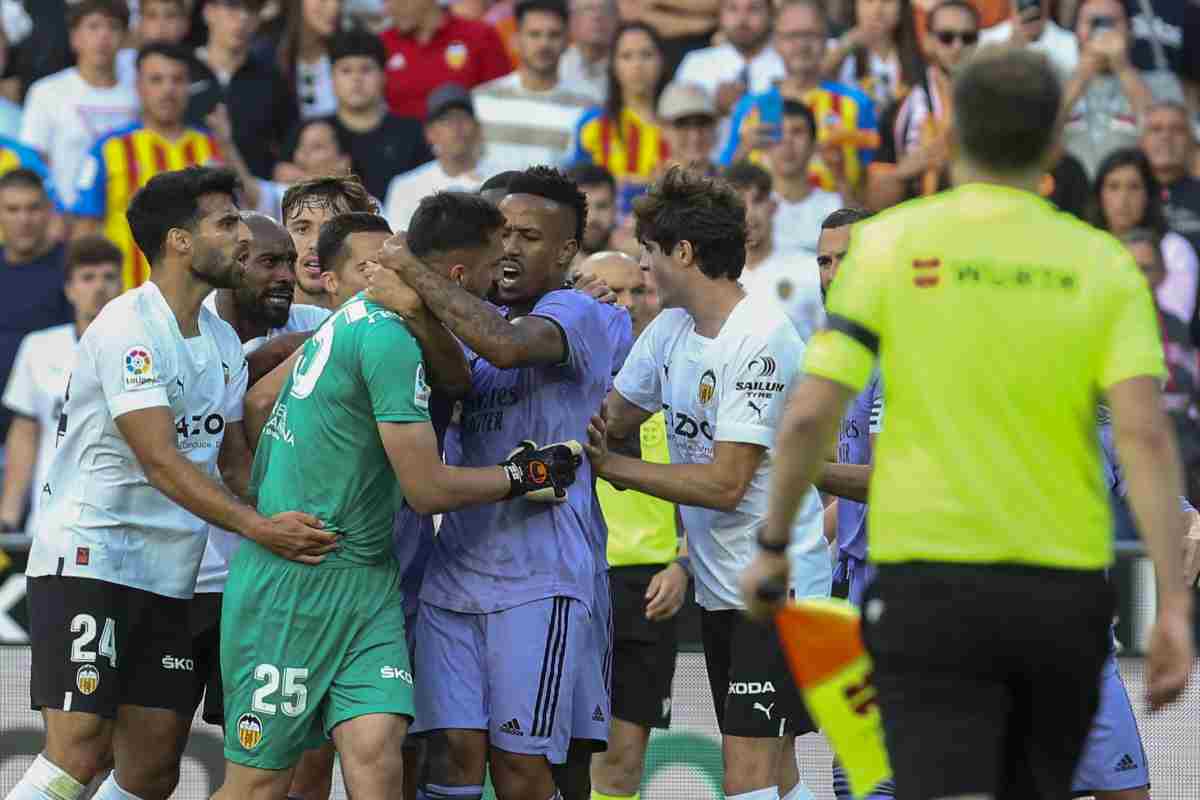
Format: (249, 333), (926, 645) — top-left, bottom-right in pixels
(864, 0), (977, 210)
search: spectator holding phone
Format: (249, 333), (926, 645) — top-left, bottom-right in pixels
(1061, 0), (1179, 178)
(978, 0), (1078, 80)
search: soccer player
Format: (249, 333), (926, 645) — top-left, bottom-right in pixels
(9, 166), (333, 800)
(582, 251), (690, 800)
(378, 166), (620, 800)
(282, 175), (377, 310)
(743, 47), (1194, 799)
(0, 237), (122, 535)
(216, 210), (582, 800)
(584, 166), (830, 800)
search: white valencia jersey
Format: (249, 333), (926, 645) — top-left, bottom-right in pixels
(614, 294), (828, 610)
(2, 324), (76, 535)
(26, 283), (249, 599)
(194, 295), (331, 594)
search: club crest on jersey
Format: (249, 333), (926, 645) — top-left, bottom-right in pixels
(237, 712), (263, 750)
(777, 280), (794, 301)
(75, 664), (100, 695)
(414, 362), (430, 411)
(445, 41), (468, 70)
(123, 346), (156, 389)
(698, 369), (717, 405)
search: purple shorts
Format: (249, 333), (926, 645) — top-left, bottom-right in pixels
(1071, 649), (1149, 794)
(570, 570), (612, 746)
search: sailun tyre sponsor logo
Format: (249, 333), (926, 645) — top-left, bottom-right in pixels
(748, 356), (777, 377)
(237, 712), (264, 750)
(75, 664), (100, 695)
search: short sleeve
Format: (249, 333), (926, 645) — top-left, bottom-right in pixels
(224, 354), (248, 423)
(3, 333), (40, 417)
(93, 318), (171, 419)
(17, 82), (52, 154)
(606, 305), (634, 377)
(1098, 262), (1167, 390)
(71, 145), (108, 219)
(715, 323), (802, 447)
(613, 314), (664, 413)
(359, 315), (431, 424)
(803, 221), (884, 393)
(528, 291), (602, 379)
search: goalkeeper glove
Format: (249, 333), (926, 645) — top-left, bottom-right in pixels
(501, 439), (583, 502)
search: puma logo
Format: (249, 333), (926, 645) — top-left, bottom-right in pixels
(753, 701), (775, 720)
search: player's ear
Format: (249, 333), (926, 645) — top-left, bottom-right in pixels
(558, 238), (580, 270)
(449, 263), (466, 286)
(167, 226), (191, 258)
(675, 240), (695, 270)
(320, 269), (337, 296)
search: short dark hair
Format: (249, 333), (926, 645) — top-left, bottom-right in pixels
(410, 192), (507, 259)
(505, 166), (589, 242)
(0, 168), (47, 196)
(317, 212), (392, 274)
(126, 166), (241, 267)
(634, 166), (747, 281)
(480, 170), (526, 196)
(515, 0), (568, 26)
(136, 41), (193, 71)
(722, 161), (773, 198)
(285, 117), (355, 164)
(566, 163), (616, 193)
(281, 175), (376, 224)
(821, 207), (871, 229)
(65, 235), (123, 281)
(68, 0), (130, 30)
(328, 27), (388, 69)
(928, 0), (980, 30)
(953, 47), (1061, 173)
(781, 98), (817, 141)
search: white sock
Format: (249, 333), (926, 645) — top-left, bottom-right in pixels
(782, 782), (816, 800)
(5, 754), (85, 800)
(91, 774), (145, 800)
(727, 788), (780, 800)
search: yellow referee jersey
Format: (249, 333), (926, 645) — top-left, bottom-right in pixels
(597, 411), (677, 567)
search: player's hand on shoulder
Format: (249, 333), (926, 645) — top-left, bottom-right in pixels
(365, 261), (426, 318)
(501, 439), (584, 503)
(739, 550), (790, 622)
(573, 271), (617, 305)
(645, 561), (689, 621)
(249, 511), (338, 565)
(377, 231), (427, 279)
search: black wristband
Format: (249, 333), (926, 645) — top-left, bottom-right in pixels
(756, 531), (788, 554)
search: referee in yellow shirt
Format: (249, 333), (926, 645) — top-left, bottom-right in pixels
(742, 46), (1195, 800)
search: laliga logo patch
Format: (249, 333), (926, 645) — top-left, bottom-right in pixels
(237, 712), (264, 750)
(123, 346), (155, 390)
(75, 664), (100, 695)
(697, 369), (717, 405)
(445, 41), (468, 70)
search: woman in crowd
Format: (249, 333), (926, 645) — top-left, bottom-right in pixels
(821, 0), (923, 109)
(258, 0), (343, 119)
(1091, 147), (1200, 327)
(570, 21), (669, 218)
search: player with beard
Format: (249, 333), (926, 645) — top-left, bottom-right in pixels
(378, 166), (619, 800)
(283, 175), (377, 311)
(8, 167), (332, 800)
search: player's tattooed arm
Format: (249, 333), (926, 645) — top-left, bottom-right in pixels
(376, 233), (566, 368)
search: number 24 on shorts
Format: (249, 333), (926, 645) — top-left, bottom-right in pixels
(252, 664), (309, 716)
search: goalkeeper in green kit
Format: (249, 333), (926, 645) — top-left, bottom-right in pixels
(214, 211), (583, 800)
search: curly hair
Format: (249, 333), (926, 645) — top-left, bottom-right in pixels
(634, 166), (747, 281)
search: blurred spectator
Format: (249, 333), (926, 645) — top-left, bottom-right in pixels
(566, 163), (617, 258)
(1142, 102), (1200, 255)
(617, 0), (721, 80)
(20, 1), (140, 210)
(257, 0), (343, 119)
(273, 29), (431, 200)
(473, 0), (595, 172)
(0, 136), (63, 212)
(117, 0), (191, 85)
(1123, 0), (1200, 101)
(675, 0), (784, 116)
(571, 21), (669, 217)
(1091, 147), (1199, 325)
(657, 81), (720, 175)
(384, 84), (494, 229)
(1043, 151), (1092, 219)
(725, 160), (823, 338)
(822, 0), (924, 109)
(0, 236), (121, 533)
(865, 0), (977, 210)
(0, 169), (72, 443)
(559, 0), (616, 104)
(762, 100), (843, 255)
(381, 0), (513, 119)
(911, 0), (1007, 41)
(6, 0), (73, 94)
(978, 0), (1079, 81)
(1062, 0), (1181, 178)
(188, 0), (297, 181)
(721, 0), (878, 198)
(482, 0), (521, 68)
(71, 44), (222, 289)
(344, 0), (390, 32)
(0, 28), (19, 138)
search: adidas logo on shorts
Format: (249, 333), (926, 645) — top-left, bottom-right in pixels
(592, 705), (605, 722)
(1115, 754), (1138, 773)
(499, 718), (523, 736)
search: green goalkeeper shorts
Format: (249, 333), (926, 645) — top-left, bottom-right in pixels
(220, 543), (413, 769)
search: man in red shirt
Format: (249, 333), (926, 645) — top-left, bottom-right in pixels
(382, 0), (513, 118)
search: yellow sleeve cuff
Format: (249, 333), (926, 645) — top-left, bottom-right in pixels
(803, 330), (875, 393)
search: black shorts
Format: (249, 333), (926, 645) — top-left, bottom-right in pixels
(189, 591), (223, 726)
(861, 562), (1114, 800)
(700, 608), (814, 738)
(609, 565), (679, 729)
(28, 575), (195, 717)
